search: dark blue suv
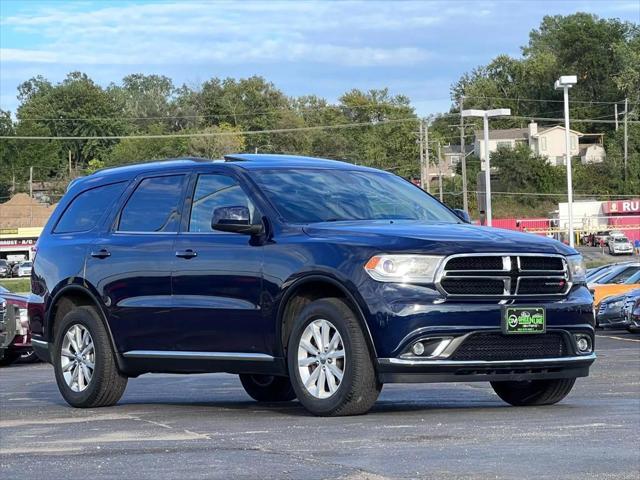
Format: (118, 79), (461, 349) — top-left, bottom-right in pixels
(29, 154), (595, 416)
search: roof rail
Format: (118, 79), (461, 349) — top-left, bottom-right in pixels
(90, 157), (214, 175)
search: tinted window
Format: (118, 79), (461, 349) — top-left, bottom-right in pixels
(610, 267), (640, 283)
(189, 174), (255, 232)
(118, 175), (185, 232)
(252, 169), (460, 224)
(54, 182), (126, 233)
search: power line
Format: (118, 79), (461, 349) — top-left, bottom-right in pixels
(464, 96), (638, 106)
(3, 114), (638, 141)
(0, 117), (420, 140)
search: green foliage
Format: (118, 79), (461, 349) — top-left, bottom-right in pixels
(187, 124), (245, 159)
(1, 12), (637, 221)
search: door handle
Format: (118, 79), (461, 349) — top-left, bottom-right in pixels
(175, 249), (197, 259)
(90, 249), (111, 259)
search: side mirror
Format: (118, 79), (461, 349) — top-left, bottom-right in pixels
(211, 206), (263, 235)
(453, 209), (471, 223)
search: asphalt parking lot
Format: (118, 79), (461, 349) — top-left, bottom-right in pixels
(1, 332), (639, 480)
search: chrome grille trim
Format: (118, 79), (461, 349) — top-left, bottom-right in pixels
(435, 253), (571, 298)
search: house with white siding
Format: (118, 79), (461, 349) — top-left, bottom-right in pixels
(473, 122), (606, 170)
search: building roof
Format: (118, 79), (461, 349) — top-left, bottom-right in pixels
(474, 128), (528, 140)
(443, 144), (475, 155)
(534, 125), (583, 137)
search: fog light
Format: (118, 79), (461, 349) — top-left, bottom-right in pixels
(575, 335), (592, 353)
(411, 342), (425, 356)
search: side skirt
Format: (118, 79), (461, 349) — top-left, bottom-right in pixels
(119, 350), (287, 376)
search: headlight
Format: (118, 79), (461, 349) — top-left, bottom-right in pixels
(566, 255), (586, 283)
(364, 255), (444, 283)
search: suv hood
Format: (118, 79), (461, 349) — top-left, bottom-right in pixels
(303, 220), (576, 256)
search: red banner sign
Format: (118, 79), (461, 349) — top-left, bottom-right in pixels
(603, 199), (640, 214)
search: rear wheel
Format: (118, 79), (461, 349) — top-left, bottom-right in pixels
(239, 374), (296, 402)
(287, 297), (381, 416)
(491, 378), (576, 406)
(0, 351), (20, 367)
(19, 348), (41, 364)
(53, 306), (127, 408)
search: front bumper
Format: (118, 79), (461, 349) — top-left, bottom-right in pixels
(377, 353), (596, 383)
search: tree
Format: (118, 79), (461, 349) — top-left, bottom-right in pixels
(187, 124), (245, 159)
(105, 123), (187, 166)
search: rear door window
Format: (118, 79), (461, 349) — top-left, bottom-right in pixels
(54, 182), (126, 233)
(118, 175), (186, 233)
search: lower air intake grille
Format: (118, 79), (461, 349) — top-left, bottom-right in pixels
(450, 332), (568, 361)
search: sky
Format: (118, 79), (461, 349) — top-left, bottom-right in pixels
(0, 0), (638, 116)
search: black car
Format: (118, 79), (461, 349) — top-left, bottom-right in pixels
(622, 290), (640, 333)
(596, 293), (633, 329)
(29, 155), (595, 416)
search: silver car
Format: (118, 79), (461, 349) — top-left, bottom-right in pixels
(608, 236), (634, 256)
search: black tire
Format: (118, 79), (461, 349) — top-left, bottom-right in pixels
(491, 378), (576, 406)
(53, 306), (127, 408)
(287, 297), (381, 416)
(19, 348), (41, 364)
(627, 326), (640, 334)
(0, 351), (21, 367)
(239, 374), (296, 402)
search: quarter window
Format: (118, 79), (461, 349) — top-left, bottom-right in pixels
(118, 175), (185, 232)
(54, 182), (126, 234)
(189, 174), (255, 233)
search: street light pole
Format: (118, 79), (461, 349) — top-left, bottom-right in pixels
(482, 113), (491, 225)
(555, 75), (577, 248)
(461, 108), (511, 227)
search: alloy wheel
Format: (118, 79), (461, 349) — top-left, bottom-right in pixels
(60, 324), (95, 392)
(297, 319), (345, 399)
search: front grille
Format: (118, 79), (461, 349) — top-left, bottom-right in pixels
(441, 278), (504, 295)
(519, 256), (564, 271)
(438, 254), (570, 297)
(518, 277), (567, 295)
(598, 303), (607, 315)
(445, 256), (503, 271)
(450, 332), (568, 361)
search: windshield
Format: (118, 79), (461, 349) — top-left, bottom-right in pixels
(614, 237), (629, 243)
(21, 262), (32, 267)
(252, 168), (461, 224)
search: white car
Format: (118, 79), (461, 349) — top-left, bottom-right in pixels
(13, 262), (32, 277)
(608, 236), (634, 255)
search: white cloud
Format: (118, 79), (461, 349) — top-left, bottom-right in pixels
(0, 1), (444, 68)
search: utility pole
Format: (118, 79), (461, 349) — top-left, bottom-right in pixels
(624, 97), (628, 183)
(437, 142), (443, 202)
(29, 166), (33, 199)
(68, 150), (73, 177)
(419, 119), (425, 188)
(614, 103), (619, 131)
(425, 120), (430, 194)
(459, 96), (468, 212)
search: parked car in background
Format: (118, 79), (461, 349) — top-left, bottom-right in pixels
(591, 270), (640, 307)
(608, 236), (634, 256)
(29, 155), (595, 416)
(0, 260), (10, 278)
(622, 291), (640, 333)
(0, 286), (32, 366)
(588, 263), (640, 286)
(596, 288), (640, 329)
(12, 261), (33, 278)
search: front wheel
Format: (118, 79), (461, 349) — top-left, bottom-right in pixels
(491, 378), (576, 406)
(53, 306), (128, 408)
(239, 374), (296, 402)
(287, 297), (381, 416)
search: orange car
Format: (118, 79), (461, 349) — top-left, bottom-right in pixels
(591, 270), (640, 306)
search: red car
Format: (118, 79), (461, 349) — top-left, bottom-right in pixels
(0, 286), (34, 366)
